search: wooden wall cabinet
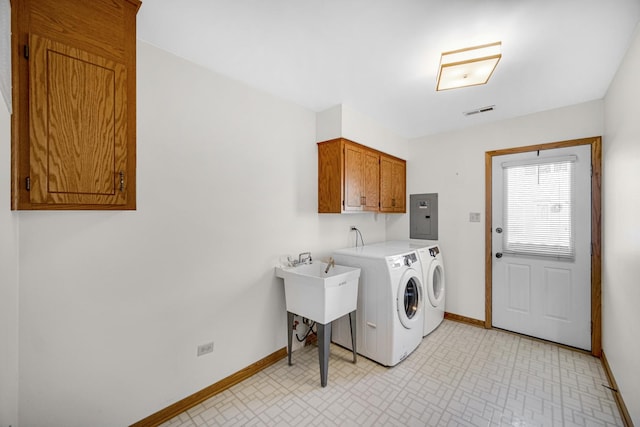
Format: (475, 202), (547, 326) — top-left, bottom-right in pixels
(11, 0), (141, 210)
(317, 138), (405, 214)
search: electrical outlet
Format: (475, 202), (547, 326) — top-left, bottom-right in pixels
(197, 341), (214, 357)
(469, 212), (481, 222)
(350, 225), (357, 231)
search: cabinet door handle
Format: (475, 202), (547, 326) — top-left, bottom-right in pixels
(119, 171), (125, 192)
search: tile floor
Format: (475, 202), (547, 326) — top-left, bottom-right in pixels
(160, 320), (622, 426)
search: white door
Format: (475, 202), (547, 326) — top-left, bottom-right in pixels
(492, 144), (591, 350)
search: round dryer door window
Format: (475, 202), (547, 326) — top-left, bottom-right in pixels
(397, 271), (423, 329)
(427, 259), (445, 307)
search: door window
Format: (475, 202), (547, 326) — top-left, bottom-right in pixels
(502, 156), (576, 259)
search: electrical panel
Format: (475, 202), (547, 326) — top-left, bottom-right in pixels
(410, 193), (438, 240)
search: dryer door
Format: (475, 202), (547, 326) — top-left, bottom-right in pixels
(397, 270), (423, 329)
(426, 258), (445, 307)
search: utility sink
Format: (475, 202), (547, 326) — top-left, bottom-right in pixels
(276, 261), (360, 387)
(275, 262), (360, 324)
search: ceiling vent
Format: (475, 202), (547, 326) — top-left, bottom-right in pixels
(463, 105), (495, 117)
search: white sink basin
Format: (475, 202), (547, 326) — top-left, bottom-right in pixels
(275, 262), (361, 324)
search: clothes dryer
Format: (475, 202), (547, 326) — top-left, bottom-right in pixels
(421, 244), (445, 335)
(331, 245), (424, 366)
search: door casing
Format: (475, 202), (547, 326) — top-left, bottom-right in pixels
(485, 137), (602, 356)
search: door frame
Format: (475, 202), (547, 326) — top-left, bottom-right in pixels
(485, 137), (602, 356)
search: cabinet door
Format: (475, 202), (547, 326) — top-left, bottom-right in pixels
(380, 155), (406, 213)
(380, 156), (394, 211)
(362, 149), (379, 211)
(343, 143), (364, 211)
(29, 34), (127, 205)
(392, 160), (406, 212)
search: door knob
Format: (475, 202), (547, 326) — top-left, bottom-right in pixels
(496, 252), (503, 259)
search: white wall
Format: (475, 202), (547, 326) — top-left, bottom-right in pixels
(0, 95), (19, 427)
(341, 105), (408, 160)
(395, 101), (603, 321)
(316, 104), (409, 159)
(603, 24), (640, 424)
(12, 41), (388, 427)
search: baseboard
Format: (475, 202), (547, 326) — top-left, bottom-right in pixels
(130, 347), (288, 427)
(444, 312), (485, 328)
(601, 350), (634, 427)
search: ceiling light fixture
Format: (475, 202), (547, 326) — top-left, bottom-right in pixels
(436, 42), (502, 91)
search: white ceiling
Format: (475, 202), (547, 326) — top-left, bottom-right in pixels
(137, 0), (640, 139)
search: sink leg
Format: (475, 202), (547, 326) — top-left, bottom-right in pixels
(348, 310), (357, 363)
(287, 311), (294, 366)
(317, 322), (331, 387)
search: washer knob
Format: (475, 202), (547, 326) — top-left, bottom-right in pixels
(404, 256), (412, 267)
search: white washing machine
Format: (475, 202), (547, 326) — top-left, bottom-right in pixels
(331, 245), (424, 367)
(368, 240), (445, 336)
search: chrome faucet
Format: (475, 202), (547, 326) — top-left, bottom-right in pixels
(288, 252), (312, 266)
(298, 252), (312, 265)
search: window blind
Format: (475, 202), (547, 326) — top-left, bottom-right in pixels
(502, 156), (576, 259)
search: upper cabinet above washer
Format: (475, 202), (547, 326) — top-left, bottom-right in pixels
(317, 138), (406, 214)
(11, 0), (141, 210)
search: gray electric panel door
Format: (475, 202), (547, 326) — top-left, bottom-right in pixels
(410, 193), (438, 240)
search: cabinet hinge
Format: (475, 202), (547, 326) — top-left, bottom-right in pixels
(24, 44), (29, 59)
(25, 176), (31, 191)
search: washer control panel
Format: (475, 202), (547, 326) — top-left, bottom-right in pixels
(388, 252), (418, 269)
(404, 253), (418, 266)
